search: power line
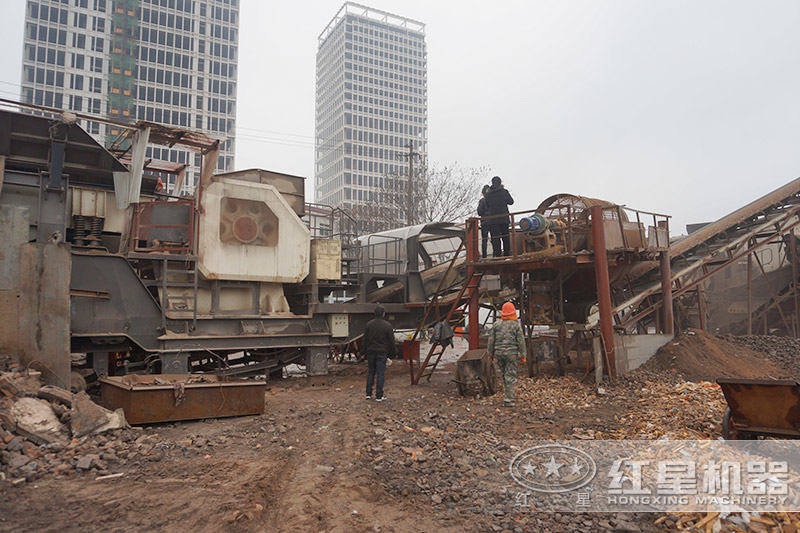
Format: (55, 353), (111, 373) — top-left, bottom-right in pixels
(0, 79), (426, 160)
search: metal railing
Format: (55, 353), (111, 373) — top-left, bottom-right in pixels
(470, 204), (670, 263)
(357, 234), (404, 275)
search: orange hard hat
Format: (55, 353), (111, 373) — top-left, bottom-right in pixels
(501, 301), (517, 319)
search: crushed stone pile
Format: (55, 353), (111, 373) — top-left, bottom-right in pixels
(356, 371), (729, 531)
(641, 329), (789, 381)
(721, 334), (800, 377)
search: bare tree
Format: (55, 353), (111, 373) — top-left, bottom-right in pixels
(415, 163), (492, 224)
(349, 163), (492, 233)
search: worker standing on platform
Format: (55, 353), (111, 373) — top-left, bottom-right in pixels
(477, 184), (491, 258)
(487, 302), (527, 407)
(363, 305), (397, 402)
(485, 176), (515, 257)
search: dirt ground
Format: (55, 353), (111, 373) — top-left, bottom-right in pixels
(0, 363), (655, 532)
(0, 331), (794, 532)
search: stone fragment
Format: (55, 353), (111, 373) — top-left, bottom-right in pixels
(10, 397), (67, 445)
(8, 453), (30, 469)
(69, 392), (128, 437)
(37, 385), (74, 407)
(75, 455), (95, 470)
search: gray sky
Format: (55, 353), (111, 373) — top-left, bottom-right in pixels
(2, 1), (799, 234)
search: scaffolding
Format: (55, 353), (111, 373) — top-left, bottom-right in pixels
(107, 0), (139, 146)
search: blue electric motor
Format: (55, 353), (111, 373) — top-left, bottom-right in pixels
(519, 213), (549, 235)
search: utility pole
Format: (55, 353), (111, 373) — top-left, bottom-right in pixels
(401, 142), (420, 225)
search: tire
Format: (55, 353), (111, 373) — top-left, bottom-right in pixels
(722, 407), (738, 440)
(456, 366), (465, 396)
(483, 360), (498, 395)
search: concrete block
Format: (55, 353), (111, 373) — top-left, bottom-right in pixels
(305, 347), (329, 376)
(0, 205), (29, 358)
(18, 243), (71, 389)
(614, 333), (674, 374)
(10, 397), (67, 445)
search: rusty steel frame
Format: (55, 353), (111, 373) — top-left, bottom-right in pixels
(747, 252), (753, 334)
(611, 206), (800, 329)
(625, 177), (800, 287)
(591, 206), (616, 376)
(463, 200), (668, 378)
(747, 283), (800, 334)
(407, 238), (467, 384)
(467, 218), (480, 350)
(410, 268), (482, 384)
(471, 204), (669, 265)
(792, 236), (800, 337)
(129, 199), (196, 253)
(660, 251), (674, 335)
(751, 243), (794, 334)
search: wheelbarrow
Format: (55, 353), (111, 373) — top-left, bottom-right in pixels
(454, 349), (497, 396)
(717, 378), (800, 439)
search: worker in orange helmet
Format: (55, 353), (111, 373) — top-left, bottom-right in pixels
(487, 301), (527, 407)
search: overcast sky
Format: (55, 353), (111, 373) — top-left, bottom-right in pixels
(2, 1), (799, 233)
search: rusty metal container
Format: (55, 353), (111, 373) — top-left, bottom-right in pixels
(402, 339), (420, 362)
(99, 374), (265, 424)
(717, 378), (800, 438)
(455, 349), (496, 396)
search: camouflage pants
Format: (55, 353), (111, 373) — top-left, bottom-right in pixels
(495, 352), (518, 402)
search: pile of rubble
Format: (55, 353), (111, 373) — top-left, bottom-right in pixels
(666, 511), (800, 532)
(352, 370), (731, 531)
(516, 372), (726, 440)
(0, 364), (128, 485)
(721, 334), (800, 376)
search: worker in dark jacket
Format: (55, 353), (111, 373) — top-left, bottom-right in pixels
(476, 184), (491, 258)
(363, 305), (396, 401)
(485, 176), (515, 257)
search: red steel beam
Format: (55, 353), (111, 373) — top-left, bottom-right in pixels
(590, 206), (616, 377)
(660, 251), (674, 335)
(466, 218), (480, 350)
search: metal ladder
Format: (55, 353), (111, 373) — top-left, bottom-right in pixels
(158, 257), (198, 330)
(409, 256), (483, 384)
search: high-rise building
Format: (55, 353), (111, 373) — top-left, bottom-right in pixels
(315, 2), (427, 229)
(20, 0), (238, 193)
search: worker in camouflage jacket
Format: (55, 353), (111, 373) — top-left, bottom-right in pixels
(487, 302), (527, 407)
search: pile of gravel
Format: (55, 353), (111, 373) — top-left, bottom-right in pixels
(720, 334), (800, 377)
